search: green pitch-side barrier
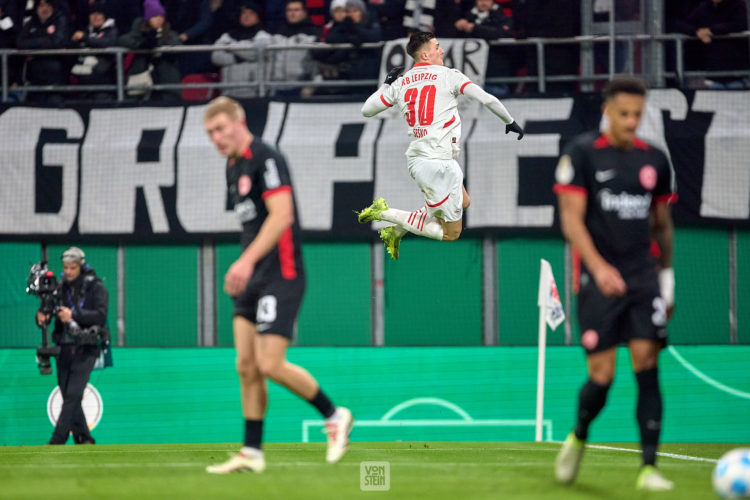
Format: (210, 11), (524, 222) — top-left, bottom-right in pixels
(2, 226), (743, 348)
(0, 346), (748, 446)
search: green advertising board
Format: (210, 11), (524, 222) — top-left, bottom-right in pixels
(1, 346), (748, 446)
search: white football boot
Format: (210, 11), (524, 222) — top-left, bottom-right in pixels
(555, 432), (586, 484)
(636, 466), (674, 491)
(325, 407), (354, 464)
(206, 447), (266, 474)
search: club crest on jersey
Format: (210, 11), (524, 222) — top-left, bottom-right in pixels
(639, 165), (657, 190)
(238, 174), (252, 196)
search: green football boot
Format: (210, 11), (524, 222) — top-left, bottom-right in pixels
(379, 226), (403, 260)
(357, 198), (389, 224)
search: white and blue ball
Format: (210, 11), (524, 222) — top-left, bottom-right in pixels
(714, 448), (750, 498)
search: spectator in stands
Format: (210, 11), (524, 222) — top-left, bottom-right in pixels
(673, 0), (749, 89)
(17, 0), (70, 103)
(270, 0), (319, 97)
(118, 0), (182, 101)
(211, 0), (272, 98)
(316, 0), (381, 95)
(402, 0), (460, 37)
(664, 0), (703, 79)
(320, 0), (346, 41)
(0, 0), (23, 101)
(276, 0), (319, 38)
(513, 0), (580, 93)
(70, 1), (117, 100)
(164, 0), (219, 75)
(455, 0), (513, 95)
(369, 0), (406, 40)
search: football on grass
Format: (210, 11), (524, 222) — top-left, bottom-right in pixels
(714, 448), (750, 498)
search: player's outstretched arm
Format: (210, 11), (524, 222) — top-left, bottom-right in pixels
(462, 83), (524, 140)
(361, 66), (403, 117)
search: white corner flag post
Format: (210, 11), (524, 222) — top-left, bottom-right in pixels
(535, 259), (566, 442)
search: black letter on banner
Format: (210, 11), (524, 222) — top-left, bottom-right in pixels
(461, 40), (481, 75)
(35, 129), (72, 213)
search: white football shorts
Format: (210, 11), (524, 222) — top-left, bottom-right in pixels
(407, 156), (464, 223)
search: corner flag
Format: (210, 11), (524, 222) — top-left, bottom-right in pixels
(538, 259), (565, 330)
(535, 259), (566, 442)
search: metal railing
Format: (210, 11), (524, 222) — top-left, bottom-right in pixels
(1, 31), (749, 101)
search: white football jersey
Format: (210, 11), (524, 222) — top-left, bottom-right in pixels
(381, 63), (472, 160)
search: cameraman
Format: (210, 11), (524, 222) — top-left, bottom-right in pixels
(35, 247), (108, 445)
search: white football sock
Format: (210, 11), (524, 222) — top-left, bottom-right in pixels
(380, 207), (443, 240)
(241, 446), (264, 458)
(326, 407), (343, 423)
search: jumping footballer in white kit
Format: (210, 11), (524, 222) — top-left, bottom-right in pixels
(357, 31), (524, 260)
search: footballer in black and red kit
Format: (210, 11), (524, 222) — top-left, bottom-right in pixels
(226, 140), (305, 339)
(205, 97), (353, 474)
(553, 132), (677, 353)
(553, 76), (677, 491)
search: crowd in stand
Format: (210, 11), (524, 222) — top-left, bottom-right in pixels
(0, 0), (747, 103)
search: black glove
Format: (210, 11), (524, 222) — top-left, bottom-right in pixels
(384, 66), (403, 85)
(505, 121), (524, 140)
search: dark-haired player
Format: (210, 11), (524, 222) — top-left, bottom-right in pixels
(203, 96), (353, 474)
(356, 31), (524, 259)
(553, 76), (676, 491)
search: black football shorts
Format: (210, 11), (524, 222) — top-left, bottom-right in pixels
(233, 276), (306, 339)
(577, 269), (668, 354)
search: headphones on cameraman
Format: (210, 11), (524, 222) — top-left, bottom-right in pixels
(61, 247), (86, 266)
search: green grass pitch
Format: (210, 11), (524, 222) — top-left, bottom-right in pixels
(0, 442), (729, 499)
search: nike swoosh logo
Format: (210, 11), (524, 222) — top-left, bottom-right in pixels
(595, 169), (617, 182)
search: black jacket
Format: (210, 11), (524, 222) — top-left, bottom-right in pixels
(318, 14), (381, 80)
(16, 1), (70, 85)
(461, 4), (512, 41)
(164, 0), (215, 44)
(16, 2), (70, 50)
(0, 6), (18, 49)
(674, 0), (749, 72)
(275, 17), (319, 38)
(52, 267), (109, 345)
(118, 17), (182, 96)
(72, 18), (118, 79)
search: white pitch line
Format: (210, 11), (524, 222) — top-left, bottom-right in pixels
(0, 461), (648, 469)
(668, 346), (750, 400)
(549, 441), (718, 463)
(0, 446), (558, 455)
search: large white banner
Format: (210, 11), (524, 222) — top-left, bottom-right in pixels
(1, 90), (749, 240)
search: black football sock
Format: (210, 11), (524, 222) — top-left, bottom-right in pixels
(243, 419), (263, 450)
(308, 388), (336, 419)
(635, 367), (662, 466)
(574, 379), (612, 441)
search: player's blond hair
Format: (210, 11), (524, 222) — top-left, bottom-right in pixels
(204, 96), (246, 123)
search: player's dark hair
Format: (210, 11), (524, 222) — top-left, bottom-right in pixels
(602, 76), (647, 100)
(406, 31), (435, 60)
